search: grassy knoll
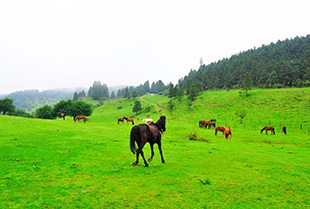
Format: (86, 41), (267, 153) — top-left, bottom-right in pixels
(1, 88), (310, 208)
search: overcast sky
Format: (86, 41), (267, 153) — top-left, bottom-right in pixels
(1, 0), (309, 95)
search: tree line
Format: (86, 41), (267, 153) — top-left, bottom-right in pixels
(77, 35), (309, 103)
(0, 98), (92, 120)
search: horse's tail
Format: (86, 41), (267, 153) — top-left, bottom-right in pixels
(130, 126), (139, 154)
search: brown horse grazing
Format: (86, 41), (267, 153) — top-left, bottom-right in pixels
(118, 117), (128, 124)
(224, 127), (232, 141)
(199, 119), (216, 129)
(126, 118), (134, 125)
(282, 126), (287, 135)
(261, 126), (275, 135)
(215, 126), (226, 136)
(130, 116), (166, 167)
(75, 116), (86, 123)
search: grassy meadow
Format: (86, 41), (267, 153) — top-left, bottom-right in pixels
(1, 88), (310, 208)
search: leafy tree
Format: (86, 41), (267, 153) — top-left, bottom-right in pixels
(132, 90), (138, 99)
(236, 110), (247, 123)
(7, 109), (31, 117)
(0, 98), (16, 115)
(132, 101), (142, 114)
(35, 105), (55, 119)
(52, 100), (72, 120)
(73, 92), (79, 102)
(70, 100), (93, 120)
(242, 72), (253, 96)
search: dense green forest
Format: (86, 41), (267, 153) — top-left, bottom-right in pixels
(180, 35), (310, 90)
(3, 35), (310, 110)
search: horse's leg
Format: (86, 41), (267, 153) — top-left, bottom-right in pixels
(157, 141), (165, 163)
(133, 142), (148, 167)
(148, 143), (155, 163)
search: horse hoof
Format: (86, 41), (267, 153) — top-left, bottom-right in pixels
(148, 158), (152, 162)
(132, 162), (137, 167)
(144, 164), (149, 167)
(162, 160), (165, 163)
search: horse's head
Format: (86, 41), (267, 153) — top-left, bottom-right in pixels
(156, 116), (166, 133)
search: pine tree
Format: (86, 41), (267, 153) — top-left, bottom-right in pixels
(132, 101), (142, 113)
(73, 92), (79, 102)
(242, 72), (253, 96)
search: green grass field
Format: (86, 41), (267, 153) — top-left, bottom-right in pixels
(1, 88), (310, 208)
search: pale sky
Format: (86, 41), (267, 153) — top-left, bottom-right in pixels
(1, 0), (309, 95)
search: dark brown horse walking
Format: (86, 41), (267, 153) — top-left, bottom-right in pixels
(130, 116), (166, 167)
(261, 126), (275, 135)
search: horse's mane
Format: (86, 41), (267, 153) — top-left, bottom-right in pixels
(261, 126), (267, 131)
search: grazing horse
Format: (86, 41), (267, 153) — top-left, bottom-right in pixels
(75, 116), (86, 123)
(199, 119), (216, 129)
(125, 118), (134, 125)
(130, 116), (166, 167)
(224, 127), (232, 141)
(215, 126), (226, 136)
(142, 118), (153, 124)
(261, 126), (275, 135)
(282, 126), (287, 135)
(118, 117), (128, 124)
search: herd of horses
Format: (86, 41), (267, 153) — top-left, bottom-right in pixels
(74, 111), (287, 167)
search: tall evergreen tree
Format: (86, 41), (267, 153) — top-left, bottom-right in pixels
(73, 92), (79, 102)
(132, 101), (142, 113)
(242, 72), (253, 96)
(110, 91), (116, 99)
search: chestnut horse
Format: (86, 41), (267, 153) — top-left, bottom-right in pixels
(130, 116), (166, 167)
(126, 118), (134, 125)
(75, 116), (86, 123)
(261, 126), (275, 135)
(215, 126), (226, 136)
(224, 127), (232, 141)
(118, 117), (128, 124)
